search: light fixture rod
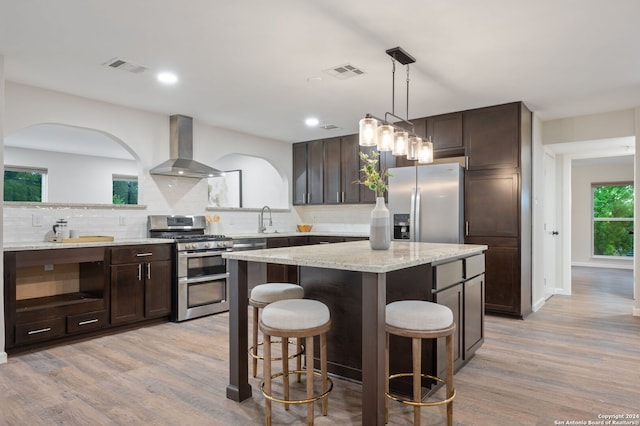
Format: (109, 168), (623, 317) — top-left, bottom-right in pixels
(391, 58), (396, 116)
(364, 112), (416, 137)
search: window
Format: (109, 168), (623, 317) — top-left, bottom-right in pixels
(112, 175), (138, 205)
(592, 183), (634, 257)
(4, 166), (47, 202)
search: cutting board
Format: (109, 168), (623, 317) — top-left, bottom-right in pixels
(61, 235), (115, 243)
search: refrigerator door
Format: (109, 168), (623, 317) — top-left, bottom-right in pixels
(416, 163), (464, 244)
(388, 166), (417, 241)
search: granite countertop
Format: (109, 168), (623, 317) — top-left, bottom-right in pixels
(228, 231), (369, 239)
(222, 240), (487, 273)
(3, 238), (173, 251)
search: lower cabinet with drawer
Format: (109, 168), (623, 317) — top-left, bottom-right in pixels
(110, 244), (172, 325)
(4, 243), (173, 353)
(432, 254), (485, 377)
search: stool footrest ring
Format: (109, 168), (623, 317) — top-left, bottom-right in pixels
(386, 372), (456, 407)
(260, 370), (333, 405)
(249, 340), (305, 361)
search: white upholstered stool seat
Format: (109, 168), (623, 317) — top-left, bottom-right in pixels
(385, 300), (456, 426)
(260, 299), (332, 426)
(249, 283), (305, 378)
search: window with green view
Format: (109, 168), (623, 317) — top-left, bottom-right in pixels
(592, 183), (634, 257)
(112, 175), (138, 205)
(4, 167), (47, 202)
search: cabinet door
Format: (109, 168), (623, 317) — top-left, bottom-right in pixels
(110, 263), (144, 324)
(464, 102), (520, 170)
(340, 134), (361, 203)
(292, 143), (307, 205)
(464, 274), (484, 358)
(144, 260), (172, 318)
(465, 170), (519, 238)
(307, 139), (324, 204)
(427, 112), (463, 157)
(323, 137), (342, 204)
(433, 283), (463, 378)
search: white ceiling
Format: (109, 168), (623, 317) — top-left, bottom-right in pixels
(2, 0), (640, 145)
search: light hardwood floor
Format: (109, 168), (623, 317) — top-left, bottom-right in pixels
(1, 267), (639, 425)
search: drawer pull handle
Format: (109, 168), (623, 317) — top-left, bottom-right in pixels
(78, 319), (99, 326)
(136, 253), (153, 257)
(28, 327), (51, 335)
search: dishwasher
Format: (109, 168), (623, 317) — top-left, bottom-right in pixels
(231, 237), (267, 289)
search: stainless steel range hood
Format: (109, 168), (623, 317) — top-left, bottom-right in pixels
(149, 114), (224, 178)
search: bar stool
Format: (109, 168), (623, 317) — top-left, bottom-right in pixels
(260, 298), (332, 426)
(249, 283), (305, 378)
(385, 300), (456, 426)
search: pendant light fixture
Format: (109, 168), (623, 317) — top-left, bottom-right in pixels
(358, 47), (433, 164)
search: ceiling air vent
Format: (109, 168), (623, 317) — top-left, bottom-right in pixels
(103, 57), (148, 74)
(322, 124), (340, 130)
(323, 63), (365, 80)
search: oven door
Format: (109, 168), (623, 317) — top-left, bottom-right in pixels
(176, 251), (229, 321)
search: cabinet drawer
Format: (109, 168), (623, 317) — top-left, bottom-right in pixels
(110, 244), (172, 264)
(15, 317), (65, 344)
(434, 260), (463, 290)
(67, 310), (108, 334)
(465, 254), (485, 279)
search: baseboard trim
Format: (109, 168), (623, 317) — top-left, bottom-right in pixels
(554, 288), (571, 296)
(0, 352), (7, 365)
(571, 261), (633, 270)
(532, 298), (545, 312)
(633, 307), (640, 317)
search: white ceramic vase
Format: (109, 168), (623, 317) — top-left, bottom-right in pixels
(370, 196), (391, 250)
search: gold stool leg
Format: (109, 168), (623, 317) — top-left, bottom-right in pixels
(446, 333), (454, 426)
(306, 335), (315, 425)
(252, 306), (259, 378)
(282, 336), (290, 411)
(320, 332), (328, 416)
(264, 333), (272, 426)
(412, 337), (422, 426)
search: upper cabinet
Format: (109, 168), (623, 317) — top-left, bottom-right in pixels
(324, 135), (360, 204)
(293, 139), (324, 205)
(427, 112), (464, 158)
(464, 103), (520, 170)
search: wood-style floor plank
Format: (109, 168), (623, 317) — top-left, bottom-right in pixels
(1, 267), (638, 425)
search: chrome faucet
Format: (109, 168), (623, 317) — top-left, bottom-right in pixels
(259, 205), (273, 233)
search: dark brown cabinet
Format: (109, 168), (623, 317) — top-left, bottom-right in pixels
(293, 140), (324, 205)
(110, 245), (172, 325)
(464, 103), (520, 170)
(426, 112), (464, 158)
(266, 237), (300, 283)
(324, 135), (361, 204)
(4, 247), (109, 351)
(463, 102), (532, 317)
(433, 282), (463, 378)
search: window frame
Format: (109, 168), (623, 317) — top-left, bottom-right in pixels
(591, 181), (634, 258)
(112, 174), (139, 205)
(3, 165), (48, 202)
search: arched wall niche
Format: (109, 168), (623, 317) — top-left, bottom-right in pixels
(4, 123), (142, 205)
(210, 153), (288, 209)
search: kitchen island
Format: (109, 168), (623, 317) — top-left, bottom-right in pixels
(223, 240), (487, 425)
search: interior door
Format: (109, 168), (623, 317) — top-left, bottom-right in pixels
(543, 150), (558, 299)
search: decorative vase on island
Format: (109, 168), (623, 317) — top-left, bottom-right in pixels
(369, 196), (391, 250)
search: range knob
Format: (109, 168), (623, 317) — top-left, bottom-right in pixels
(205, 242), (213, 249)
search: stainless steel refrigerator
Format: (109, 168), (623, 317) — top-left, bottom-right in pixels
(388, 163), (464, 244)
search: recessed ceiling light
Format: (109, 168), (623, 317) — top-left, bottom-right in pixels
(157, 72), (178, 84)
(305, 117), (319, 127)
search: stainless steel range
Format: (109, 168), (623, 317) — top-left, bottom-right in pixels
(148, 215), (233, 322)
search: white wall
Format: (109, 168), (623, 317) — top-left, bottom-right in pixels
(571, 160), (634, 268)
(531, 113), (545, 311)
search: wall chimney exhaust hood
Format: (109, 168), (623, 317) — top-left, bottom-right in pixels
(149, 114), (224, 178)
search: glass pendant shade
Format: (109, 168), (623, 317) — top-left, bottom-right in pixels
(359, 117), (379, 147)
(392, 131), (409, 156)
(418, 137), (434, 164)
(377, 124), (394, 151)
(407, 135), (421, 160)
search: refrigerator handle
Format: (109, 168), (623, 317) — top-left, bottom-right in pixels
(414, 188), (421, 241)
(410, 188), (417, 241)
